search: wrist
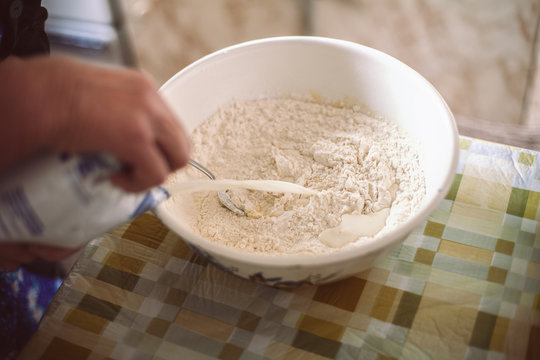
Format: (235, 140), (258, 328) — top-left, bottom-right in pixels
(0, 56), (73, 171)
(0, 56), (41, 171)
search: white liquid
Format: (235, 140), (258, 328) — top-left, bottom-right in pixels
(319, 208), (390, 248)
(165, 179), (318, 195)
(167, 179), (390, 249)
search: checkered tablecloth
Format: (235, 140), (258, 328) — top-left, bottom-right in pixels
(18, 137), (540, 359)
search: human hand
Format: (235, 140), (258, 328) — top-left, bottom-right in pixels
(0, 56), (191, 192)
(0, 243), (80, 272)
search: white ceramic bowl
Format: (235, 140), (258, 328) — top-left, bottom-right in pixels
(155, 36), (459, 287)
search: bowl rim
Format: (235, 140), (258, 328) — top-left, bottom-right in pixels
(156, 35), (460, 268)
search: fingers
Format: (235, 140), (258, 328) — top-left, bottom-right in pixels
(0, 243), (37, 271)
(0, 261), (22, 272)
(26, 244), (81, 262)
(108, 77), (191, 192)
(0, 243), (81, 272)
(110, 143), (170, 192)
(148, 93), (191, 171)
(128, 72), (191, 172)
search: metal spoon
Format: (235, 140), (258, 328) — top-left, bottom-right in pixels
(189, 159), (246, 216)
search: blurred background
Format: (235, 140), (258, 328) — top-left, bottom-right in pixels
(42, 0), (540, 150)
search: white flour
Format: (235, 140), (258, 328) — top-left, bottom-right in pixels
(168, 97), (425, 255)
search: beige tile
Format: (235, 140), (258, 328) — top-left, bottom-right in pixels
(522, 12), (540, 129)
(121, 0), (305, 85)
(311, 0), (540, 127)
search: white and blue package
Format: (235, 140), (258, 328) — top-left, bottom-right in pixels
(0, 152), (169, 248)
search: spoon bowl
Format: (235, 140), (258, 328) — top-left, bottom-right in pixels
(189, 159), (246, 216)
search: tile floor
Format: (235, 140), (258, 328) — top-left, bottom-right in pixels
(121, 0), (540, 150)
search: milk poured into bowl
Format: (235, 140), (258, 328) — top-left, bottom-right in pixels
(164, 96), (426, 255)
(155, 36), (458, 286)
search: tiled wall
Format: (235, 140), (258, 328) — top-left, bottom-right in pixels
(311, 0), (539, 126)
(122, 0), (540, 149)
(122, 0), (306, 84)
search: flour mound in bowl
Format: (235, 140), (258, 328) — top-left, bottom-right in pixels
(169, 96), (426, 255)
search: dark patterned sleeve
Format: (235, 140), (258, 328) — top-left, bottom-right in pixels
(0, 0), (49, 61)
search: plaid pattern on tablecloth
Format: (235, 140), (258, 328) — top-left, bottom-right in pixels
(18, 137), (540, 359)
